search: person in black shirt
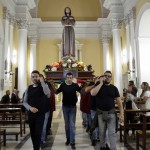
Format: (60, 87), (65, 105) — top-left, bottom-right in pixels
(23, 70), (50, 150)
(1, 90), (10, 103)
(55, 72), (81, 149)
(91, 71), (124, 150)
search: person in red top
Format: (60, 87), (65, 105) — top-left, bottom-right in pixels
(80, 82), (91, 131)
(46, 81), (56, 134)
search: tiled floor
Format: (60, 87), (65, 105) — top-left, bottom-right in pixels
(0, 102), (140, 150)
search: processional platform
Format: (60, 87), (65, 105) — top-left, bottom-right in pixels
(45, 70), (94, 82)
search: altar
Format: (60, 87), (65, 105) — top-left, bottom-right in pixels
(44, 55), (94, 82)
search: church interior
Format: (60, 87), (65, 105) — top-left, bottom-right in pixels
(1, 0), (150, 150)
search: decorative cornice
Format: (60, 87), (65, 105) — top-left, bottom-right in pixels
(103, 0), (124, 19)
(3, 7), (9, 20)
(0, 0), (16, 16)
(111, 19), (122, 30)
(14, 0), (36, 10)
(28, 21), (101, 39)
(123, 0), (138, 16)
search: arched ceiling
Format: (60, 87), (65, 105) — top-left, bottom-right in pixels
(37, 0), (101, 21)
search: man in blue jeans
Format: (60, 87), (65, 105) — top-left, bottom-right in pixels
(91, 71), (124, 150)
(55, 72), (81, 149)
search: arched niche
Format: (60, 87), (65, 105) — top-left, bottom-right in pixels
(57, 40), (84, 61)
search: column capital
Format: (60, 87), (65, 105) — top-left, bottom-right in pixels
(16, 19), (28, 29)
(101, 36), (110, 44)
(29, 36), (38, 44)
(111, 18), (122, 30)
(9, 15), (15, 26)
(129, 7), (136, 21)
(3, 7), (9, 20)
(124, 15), (130, 27)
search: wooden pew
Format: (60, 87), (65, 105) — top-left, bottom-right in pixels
(136, 114), (150, 150)
(0, 103), (23, 108)
(119, 109), (150, 145)
(0, 108), (26, 138)
(0, 128), (6, 146)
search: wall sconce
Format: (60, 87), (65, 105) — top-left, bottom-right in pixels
(5, 71), (14, 75)
(12, 49), (17, 65)
(127, 70), (135, 74)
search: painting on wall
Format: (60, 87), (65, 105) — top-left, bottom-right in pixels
(63, 69), (78, 78)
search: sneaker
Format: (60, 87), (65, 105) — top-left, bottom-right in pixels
(92, 139), (96, 146)
(65, 139), (70, 146)
(100, 147), (105, 150)
(105, 143), (110, 150)
(70, 143), (76, 149)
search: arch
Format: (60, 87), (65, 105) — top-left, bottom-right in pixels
(135, 2), (150, 38)
(135, 2), (150, 86)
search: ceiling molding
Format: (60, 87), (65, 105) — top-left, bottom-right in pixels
(103, 0), (124, 19)
(28, 20), (101, 39)
(0, 0), (16, 16)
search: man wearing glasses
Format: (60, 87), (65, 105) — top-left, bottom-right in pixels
(91, 70), (124, 150)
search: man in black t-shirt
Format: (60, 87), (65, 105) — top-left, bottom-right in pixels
(55, 72), (81, 150)
(91, 71), (124, 150)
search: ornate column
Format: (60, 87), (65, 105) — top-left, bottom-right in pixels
(17, 20), (28, 96)
(102, 37), (110, 72)
(9, 16), (15, 68)
(111, 19), (123, 94)
(124, 16), (132, 80)
(129, 8), (137, 81)
(3, 7), (10, 88)
(29, 36), (38, 74)
(8, 16), (15, 88)
(0, 36), (4, 98)
(57, 44), (62, 61)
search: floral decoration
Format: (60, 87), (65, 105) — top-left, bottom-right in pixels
(43, 57), (93, 72)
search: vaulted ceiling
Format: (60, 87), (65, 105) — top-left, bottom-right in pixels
(37, 0), (102, 21)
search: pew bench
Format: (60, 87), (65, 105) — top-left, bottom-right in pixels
(136, 114), (150, 150)
(119, 109), (150, 145)
(0, 108), (26, 137)
(0, 129), (6, 146)
(6, 131), (20, 141)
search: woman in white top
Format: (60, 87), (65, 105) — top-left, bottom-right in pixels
(125, 84), (138, 135)
(135, 82), (150, 110)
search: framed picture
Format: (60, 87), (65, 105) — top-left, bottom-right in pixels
(63, 69), (78, 78)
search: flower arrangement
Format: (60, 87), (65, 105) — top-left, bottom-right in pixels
(43, 57), (93, 72)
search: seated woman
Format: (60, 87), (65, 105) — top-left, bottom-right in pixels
(135, 82), (150, 110)
(135, 82), (150, 122)
(124, 84), (138, 135)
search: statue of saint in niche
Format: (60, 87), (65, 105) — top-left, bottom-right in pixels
(61, 7), (75, 58)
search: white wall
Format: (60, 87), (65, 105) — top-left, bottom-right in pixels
(135, 4), (150, 86)
(138, 38), (150, 84)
